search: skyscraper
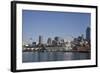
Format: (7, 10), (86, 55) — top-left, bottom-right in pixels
(47, 38), (52, 45)
(86, 27), (90, 41)
(54, 37), (59, 41)
(54, 36), (60, 45)
(39, 35), (43, 44)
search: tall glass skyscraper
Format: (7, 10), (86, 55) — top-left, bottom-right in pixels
(86, 27), (90, 41)
(39, 35), (43, 44)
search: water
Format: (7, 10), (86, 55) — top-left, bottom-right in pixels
(22, 51), (90, 63)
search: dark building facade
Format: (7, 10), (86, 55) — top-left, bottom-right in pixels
(47, 38), (52, 45)
(39, 35), (43, 44)
(86, 27), (90, 41)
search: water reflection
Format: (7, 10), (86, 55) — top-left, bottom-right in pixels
(22, 52), (90, 63)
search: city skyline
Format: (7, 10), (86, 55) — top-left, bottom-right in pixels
(22, 10), (91, 45)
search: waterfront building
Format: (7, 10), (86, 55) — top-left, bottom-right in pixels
(47, 38), (52, 46)
(32, 42), (36, 46)
(65, 41), (72, 50)
(54, 36), (59, 41)
(60, 39), (65, 46)
(39, 35), (43, 45)
(54, 36), (60, 45)
(76, 34), (84, 42)
(60, 39), (64, 43)
(52, 40), (57, 46)
(81, 34), (84, 40)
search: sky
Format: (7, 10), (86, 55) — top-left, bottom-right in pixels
(22, 10), (91, 45)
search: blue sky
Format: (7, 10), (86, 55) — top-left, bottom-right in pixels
(22, 10), (91, 44)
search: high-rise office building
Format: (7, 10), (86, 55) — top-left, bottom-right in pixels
(47, 38), (52, 45)
(86, 27), (90, 41)
(54, 36), (59, 41)
(39, 35), (43, 44)
(52, 40), (57, 46)
(32, 42), (36, 46)
(54, 36), (60, 45)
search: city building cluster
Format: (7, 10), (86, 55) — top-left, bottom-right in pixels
(71, 27), (91, 51)
(23, 27), (90, 52)
(23, 35), (71, 50)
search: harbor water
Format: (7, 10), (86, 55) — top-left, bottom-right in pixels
(22, 51), (90, 63)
